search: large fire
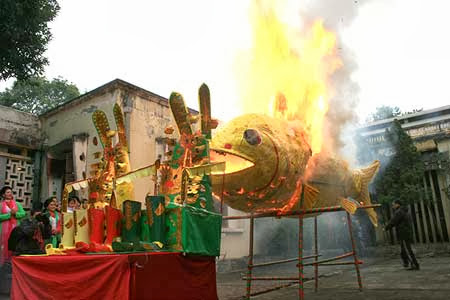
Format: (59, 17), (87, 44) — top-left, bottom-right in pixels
(236, 0), (342, 154)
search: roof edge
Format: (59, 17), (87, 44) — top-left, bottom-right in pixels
(39, 78), (197, 118)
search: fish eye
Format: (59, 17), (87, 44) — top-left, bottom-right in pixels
(243, 129), (262, 146)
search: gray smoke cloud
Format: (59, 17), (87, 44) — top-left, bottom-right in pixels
(300, 0), (373, 153)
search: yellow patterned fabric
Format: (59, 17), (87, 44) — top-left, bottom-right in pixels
(115, 182), (134, 209)
(74, 209), (90, 244)
(61, 212), (75, 247)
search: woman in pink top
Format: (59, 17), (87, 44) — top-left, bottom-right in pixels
(0, 186), (26, 266)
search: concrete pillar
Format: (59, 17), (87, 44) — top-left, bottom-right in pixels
(437, 174), (450, 240)
(32, 150), (43, 210)
(409, 205), (418, 244)
(419, 199), (430, 244)
(414, 202), (423, 243)
(427, 172), (444, 242)
(423, 175), (437, 243)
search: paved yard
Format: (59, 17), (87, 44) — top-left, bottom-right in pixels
(217, 256), (450, 300)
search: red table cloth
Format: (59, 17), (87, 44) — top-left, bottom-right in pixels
(11, 252), (218, 300)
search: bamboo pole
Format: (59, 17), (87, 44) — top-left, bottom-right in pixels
(299, 252), (354, 267)
(245, 215), (254, 300)
(298, 186), (305, 300)
(247, 282), (298, 297)
(298, 213), (304, 300)
(243, 277), (303, 281)
(250, 255), (320, 268)
(314, 216), (319, 292)
(220, 172), (225, 215)
(346, 212), (362, 291)
(223, 205), (381, 220)
(319, 261), (363, 266)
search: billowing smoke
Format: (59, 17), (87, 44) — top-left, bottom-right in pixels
(255, 211), (377, 259)
(237, 0), (372, 156)
(301, 0), (373, 153)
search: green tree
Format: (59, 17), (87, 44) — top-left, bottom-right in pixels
(0, 0), (60, 81)
(374, 119), (424, 205)
(368, 105), (401, 122)
(0, 76), (80, 115)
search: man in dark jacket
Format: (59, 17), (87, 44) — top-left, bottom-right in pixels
(385, 200), (420, 270)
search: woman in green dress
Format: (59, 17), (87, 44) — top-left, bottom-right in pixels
(43, 197), (61, 248)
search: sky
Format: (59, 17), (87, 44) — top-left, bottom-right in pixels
(2, 0), (450, 123)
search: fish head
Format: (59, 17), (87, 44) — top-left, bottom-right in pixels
(210, 114), (311, 211)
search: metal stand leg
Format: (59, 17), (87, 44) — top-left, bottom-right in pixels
(346, 212), (363, 291)
(246, 215), (254, 299)
(314, 216), (319, 292)
(298, 213), (304, 300)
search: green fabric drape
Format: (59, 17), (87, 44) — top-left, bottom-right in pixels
(165, 204), (222, 256)
(121, 200), (141, 243)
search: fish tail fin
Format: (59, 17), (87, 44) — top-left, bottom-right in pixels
(278, 181), (319, 214)
(340, 197), (359, 215)
(303, 183), (319, 210)
(354, 160), (380, 227)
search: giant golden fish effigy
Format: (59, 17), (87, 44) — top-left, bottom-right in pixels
(209, 113), (380, 226)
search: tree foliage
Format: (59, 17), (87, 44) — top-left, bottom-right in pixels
(368, 105), (401, 122)
(374, 119), (424, 205)
(0, 77), (80, 115)
(0, 0), (60, 81)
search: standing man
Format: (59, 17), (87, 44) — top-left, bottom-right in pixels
(385, 200), (420, 270)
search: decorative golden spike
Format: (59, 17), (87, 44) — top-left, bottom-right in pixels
(62, 184), (70, 213)
(169, 92), (193, 135)
(92, 110), (112, 148)
(110, 190), (117, 209)
(198, 83), (212, 139)
(113, 103), (128, 151)
(180, 169), (190, 204)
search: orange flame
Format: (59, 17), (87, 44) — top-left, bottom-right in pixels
(236, 1), (342, 154)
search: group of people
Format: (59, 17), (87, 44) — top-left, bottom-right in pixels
(0, 185), (88, 268)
